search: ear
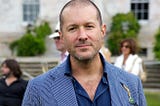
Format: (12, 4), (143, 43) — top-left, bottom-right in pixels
(101, 24), (106, 38)
(59, 31), (63, 39)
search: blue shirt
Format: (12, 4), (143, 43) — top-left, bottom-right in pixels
(72, 73), (111, 106)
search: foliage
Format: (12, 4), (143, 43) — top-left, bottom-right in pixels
(10, 21), (52, 56)
(107, 12), (140, 55)
(33, 21), (52, 39)
(153, 28), (160, 60)
(18, 33), (45, 56)
(145, 91), (160, 106)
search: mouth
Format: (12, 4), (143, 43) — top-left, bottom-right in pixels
(74, 40), (92, 50)
(76, 44), (91, 47)
(75, 43), (92, 51)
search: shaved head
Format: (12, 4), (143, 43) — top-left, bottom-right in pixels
(59, 0), (102, 31)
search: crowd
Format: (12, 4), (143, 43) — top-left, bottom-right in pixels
(0, 0), (147, 106)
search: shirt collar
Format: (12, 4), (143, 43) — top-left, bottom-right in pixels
(64, 53), (108, 78)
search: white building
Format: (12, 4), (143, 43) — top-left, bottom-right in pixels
(0, 0), (159, 60)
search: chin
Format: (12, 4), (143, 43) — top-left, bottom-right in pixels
(74, 53), (96, 61)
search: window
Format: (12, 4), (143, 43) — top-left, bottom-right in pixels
(131, 0), (149, 20)
(23, 0), (39, 24)
(138, 48), (147, 56)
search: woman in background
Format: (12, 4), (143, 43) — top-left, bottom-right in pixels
(0, 59), (28, 106)
(114, 38), (143, 76)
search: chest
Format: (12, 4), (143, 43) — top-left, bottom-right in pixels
(73, 78), (111, 106)
(0, 80), (25, 97)
(81, 79), (100, 100)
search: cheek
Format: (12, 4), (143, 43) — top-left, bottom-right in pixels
(125, 49), (130, 54)
(128, 49), (131, 53)
(64, 36), (74, 45)
(1, 67), (10, 73)
(89, 31), (103, 42)
(121, 48), (127, 53)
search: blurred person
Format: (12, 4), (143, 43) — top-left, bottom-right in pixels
(114, 38), (144, 76)
(22, 0), (146, 106)
(49, 22), (69, 64)
(99, 42), (111, 63)
(0, 59), (28, 106)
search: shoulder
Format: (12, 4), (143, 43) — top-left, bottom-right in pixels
(105, 61), (137, 79)
(114, 66), (142, 90)
(115, 55), (123, 62)
(0, 78), (5, 84)
(115, 66), (142, 91)
(117, 55), (123, 59)
(19, 78), (28, 85)
(16, 78), (28, 89)
(106, 62), (140, 84)
(27, 63), (66, 89)
(28, 70), (54, 88)
(114, 64), (139, 80)
(134, 54), (142, 63)
(0, 78), (4, 82)
(120, 69), (140, 83)
(103, 61), (146, 105)
(19, 78), (28, 83)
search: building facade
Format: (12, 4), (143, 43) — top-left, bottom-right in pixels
(0, 0), (159, 60)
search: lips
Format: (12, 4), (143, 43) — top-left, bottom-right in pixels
(76, 44), (90, 47)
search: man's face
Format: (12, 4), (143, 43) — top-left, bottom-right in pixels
(60, 5), (106, 61)
(1, 63), (10, 76)
(53, 36), (66, 52)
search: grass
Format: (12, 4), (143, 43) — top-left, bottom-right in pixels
(145, 91), (160, 106)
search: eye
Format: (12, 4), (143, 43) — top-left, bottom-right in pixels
(69, 27), (75, 31)
(86, 25), (94, 29)
(68, 26), (77, 32)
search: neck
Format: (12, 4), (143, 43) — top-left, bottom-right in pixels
(70, 54), (103, 101)
(123, 54), (129, 65)
(124, 54), (129, 59)
(61, 50), (66, 54)
(5, 75), (18, 86)
(71, 54), (103, 79)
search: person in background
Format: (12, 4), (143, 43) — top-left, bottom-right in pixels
(22, 0), (146, 106)
(114, 38), (143, 76)
(99, 41), (111, 63)
(0, 59), (28, 106)
(49, 22), (69, 64)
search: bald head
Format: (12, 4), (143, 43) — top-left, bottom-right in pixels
(59, 0), (102, 31)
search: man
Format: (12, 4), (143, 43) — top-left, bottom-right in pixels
(0, 59), (28, 106)
(22, 0), (146, 106)
(49, 22), (68, 64)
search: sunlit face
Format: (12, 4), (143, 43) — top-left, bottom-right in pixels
(60, 5), (106, 61)
(121, 42), (131, 56)
(1, 63), (10, 76)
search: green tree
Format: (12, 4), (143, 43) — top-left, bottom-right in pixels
(34, 21), (52, 39)
(10, 21), (52, 56)
(153, 28), (160, 60)
(107, 12), (140, 55)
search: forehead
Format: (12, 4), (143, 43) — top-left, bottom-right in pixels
(1, 63), (7, 67)
(62, 5), (98, 23)
(123, 42), (129, 44)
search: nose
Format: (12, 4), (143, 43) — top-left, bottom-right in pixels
(78, 28), (88, 41)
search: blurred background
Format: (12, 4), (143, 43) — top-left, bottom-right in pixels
(0, 0), (160, 59)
